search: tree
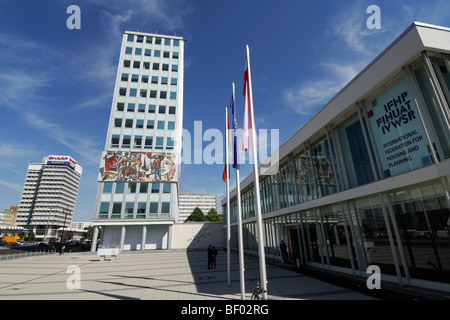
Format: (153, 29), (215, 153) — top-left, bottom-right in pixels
(206, 208), (221, 222)
(185, 207), (207, 222)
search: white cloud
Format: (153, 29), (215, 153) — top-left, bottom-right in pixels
(283, 62), (364, 115)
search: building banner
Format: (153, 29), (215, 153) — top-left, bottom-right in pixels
(366, 77), (434, 177)
(98, 151), (176, 182)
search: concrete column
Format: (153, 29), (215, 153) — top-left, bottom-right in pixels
(167, 224), (173, 250)
(90, 226), (99, 252)
(119, 225), (126, 252)
(141, 225), (147, 251)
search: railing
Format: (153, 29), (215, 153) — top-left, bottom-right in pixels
(0, 249), (72, 262)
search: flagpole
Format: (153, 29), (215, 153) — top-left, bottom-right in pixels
(233, 82), (246, 300)
(246, 44), (268, 300)
(225, 107), (231, 288)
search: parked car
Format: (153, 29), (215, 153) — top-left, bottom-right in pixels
(38, 241), (49, 247)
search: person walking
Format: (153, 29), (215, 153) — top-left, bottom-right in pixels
(207, 244), (213, 269)
(280, 240), (288, 263)
(211, 246), (218, 269)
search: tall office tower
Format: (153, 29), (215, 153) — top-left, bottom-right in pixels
(91, 31), (184, 251)
(16, 155), (83, 241)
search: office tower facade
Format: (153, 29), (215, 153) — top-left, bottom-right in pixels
(91, 31), (184, 251)
(16, 155), (82, 240)
(223, 23), (450, 293)
(178, 193), (218, 223)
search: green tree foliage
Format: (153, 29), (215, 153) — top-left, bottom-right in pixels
(206, 208), (221, 222)
(185, 207), (207, 222)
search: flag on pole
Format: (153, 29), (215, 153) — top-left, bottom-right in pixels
(242, 67), (251, 152)
(231, 84), (240, 170)
(222, 115), (231, 183)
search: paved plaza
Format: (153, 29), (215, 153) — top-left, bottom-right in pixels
(0, 249), (376, 301)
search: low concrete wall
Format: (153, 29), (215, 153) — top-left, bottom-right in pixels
(172, 222), (224, 250)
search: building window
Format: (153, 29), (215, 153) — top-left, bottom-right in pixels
(163, 51), (170, 58)
(127, 103), (135, 112)
(160, 91), (167, 99)
(151, 76), (158, 84)
(157, 121), (165, 130)
(150, 90), (157, 98)
(125, 47), (133, 54)
(123, 60), (130, 68)
(99, 202), (109, 218)
(125, 119), (133, 128)
(112, 202), (122, 213)
(133, 61), (140, 68)
(166, 137), (174, 148)
(149, 202), (158, 215)
(173, 39), (179, 47)
(129, 88), (137, 97)
(145, 137), (153, 148)
(145, 49), (151, 56)
(114, 119), (122, 128)
(146, 120), (154, 129)
(122, 136), (131, 148)
(137, 35), (144, 43)
(142, 75), (149, 83)
(170, 92), (177, 100)
(163, 183), (171, 193)
(143, 62), (150, 70)
(138, 104), (146, 113)
(164, 39), (171, 46)
(159, 106), (166, 114)
(111, 135), (120, 148)
(127, 34), (134, 42)
(148, 105), (156, 113)
(140, 89), (147, 98)
(121, 73), (129, 81)
(134, 136), (142, 148)
(162, 64), (169, 71)
(103, 182), (113, 193)
(173, 52), (179, 59)
(161, 77), (168, 85)
(117, 103), (124, 111)
(155, 38), (162, 45)
(161, 202), (170, 214)
(172, 64), (178, 72)
(151, 183), (160, 193)
(125, 202), (134, 218)
(171, 78), (177, 85)
(127, 182), (137, 193)
(135, 48), (142, 55)
(154, 50), (160, 57)
(131, 74), (139, 82)
(146, 36), (152, 44)
(136, 119), (144, 128)
(153, 63), (159, 70)
(169, 106), (176, 114)
(137, 203), (146, 218)
(139, 183), (148, 193)
(119, 88), (127, 96)
(156, 137), (164, 149)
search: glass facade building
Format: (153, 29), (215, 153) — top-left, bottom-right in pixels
(222, 23), (450, 292)
(91, 31), (184, 251)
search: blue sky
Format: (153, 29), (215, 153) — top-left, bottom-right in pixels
(0, 0), (449, 222)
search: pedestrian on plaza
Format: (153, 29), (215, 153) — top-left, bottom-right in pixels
(280, 240), (288, 263)
(207, 244), (212, 269)
(211, 246), (218, 269)
(59, 244), (65, 255)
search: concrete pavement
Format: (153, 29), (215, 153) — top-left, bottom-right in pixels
(0, 249), (376, 300)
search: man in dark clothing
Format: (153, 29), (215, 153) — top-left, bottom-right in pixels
(207, 244), (213, 269)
